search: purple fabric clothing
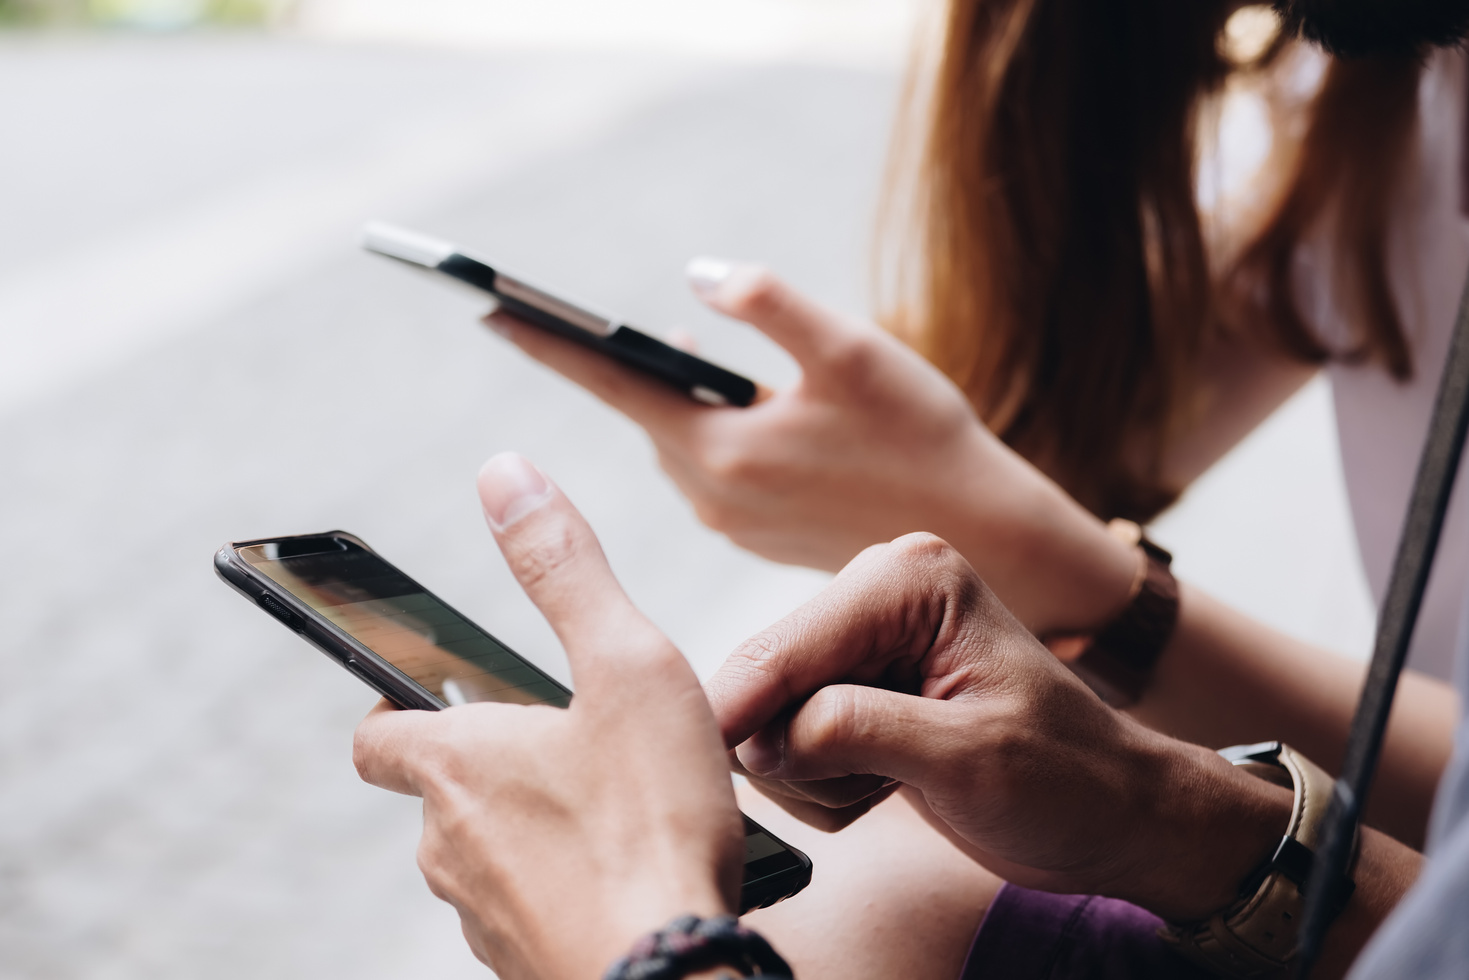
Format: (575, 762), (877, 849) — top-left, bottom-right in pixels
(959, 884), (1212, 980)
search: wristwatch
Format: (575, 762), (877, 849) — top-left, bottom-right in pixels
(1162, 742), (1358, 977)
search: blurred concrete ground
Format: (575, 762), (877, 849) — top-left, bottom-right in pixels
(0, 25), (1373, 980)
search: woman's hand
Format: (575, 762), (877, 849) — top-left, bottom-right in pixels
(352, 454), (743, 980)
(705, 533), (1294, 924)
(487, 261), (1137, 637)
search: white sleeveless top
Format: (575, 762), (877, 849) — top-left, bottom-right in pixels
(1305, 46), (1469, 680)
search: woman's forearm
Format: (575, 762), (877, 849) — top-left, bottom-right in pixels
(943, 461), (1455, 845)
(1130, 584), (1458, 847)
(1313, 827), (1423, 979)
(938, 427), (1142, 636)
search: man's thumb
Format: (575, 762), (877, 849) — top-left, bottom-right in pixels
(735, 684), (959, 788)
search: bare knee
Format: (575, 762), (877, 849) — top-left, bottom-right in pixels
(737, 785), (999, 980)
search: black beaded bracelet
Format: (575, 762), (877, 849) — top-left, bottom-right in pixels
(602, 915), (794, 980)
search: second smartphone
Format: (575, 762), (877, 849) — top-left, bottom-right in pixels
(361, 222), (759, 408)
(214, 530), (812, 913)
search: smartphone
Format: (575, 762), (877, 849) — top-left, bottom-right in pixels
(361, 222), (758, 408)
(215, 530), (812, 913)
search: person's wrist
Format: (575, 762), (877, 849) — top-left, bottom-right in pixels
(1025, 505), (1141, 637)
(585, 883), (734, 980)
(1112, 730), (1294, 922)
(602, 913), (791, 980)
(943, 429), (1138, 635)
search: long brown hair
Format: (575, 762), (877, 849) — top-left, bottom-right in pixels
(883, 0), (1422, 519)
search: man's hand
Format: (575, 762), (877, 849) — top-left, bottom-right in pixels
(353, 454), (743, 980)
(486, 260), (1137, 638)
(706, 534), (1294, 924)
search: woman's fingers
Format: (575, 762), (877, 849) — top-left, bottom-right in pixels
(666, 327), (700, 354)
(484, 312), (703, 436)
(477, 453), (695, 699)
(686, 258), (864, 375)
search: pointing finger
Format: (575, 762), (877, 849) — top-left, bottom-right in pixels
(686, 259), (864, 375)
(484, 312), (701, 437)
(477, 453), (690, 697)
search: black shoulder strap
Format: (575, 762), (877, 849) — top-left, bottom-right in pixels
(1296, 261), (1469, 976)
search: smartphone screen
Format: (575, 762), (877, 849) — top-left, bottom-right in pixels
(238, 537), (570, 709)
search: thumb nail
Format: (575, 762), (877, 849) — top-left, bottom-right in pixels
(735, 728), (784, 776)
(666, 327), (699, 354)
(482, 300), (511, 338)
(478, 453), (552, 531)
(686, 256), (733, 296)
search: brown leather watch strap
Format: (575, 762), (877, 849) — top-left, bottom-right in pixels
(1049, 520), (1179, 707)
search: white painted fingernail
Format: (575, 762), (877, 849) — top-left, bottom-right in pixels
(686, 256), (733, 295)
(482, 297), (511, 338)
(666, 327), (699, 353)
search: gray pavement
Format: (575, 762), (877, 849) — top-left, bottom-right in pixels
(0, 35), (881, 979)
(0, 30), (1375, 980)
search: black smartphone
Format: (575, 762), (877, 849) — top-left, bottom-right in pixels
(361, 222), (758, 408)
(215, 530), (811, 913)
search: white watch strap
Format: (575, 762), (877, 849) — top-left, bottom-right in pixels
(1161, 743), (1356, 977)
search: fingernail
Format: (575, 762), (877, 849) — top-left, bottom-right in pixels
(478, 453), (552, 530)
(686, 256), (733, 296)
(736, 729), (784, 776)
(482, 306), (511, 339)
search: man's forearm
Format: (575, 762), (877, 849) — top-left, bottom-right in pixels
(1129, 584), (1458, 847)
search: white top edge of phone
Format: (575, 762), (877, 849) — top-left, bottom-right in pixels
(360, 220), (618, 338)
(358, 220), (759, 408)
(361, 221), (456, 269)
